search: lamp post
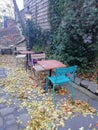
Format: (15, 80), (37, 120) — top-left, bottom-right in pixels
(25, 6), (32, 51)
(25, 6), (32, 69)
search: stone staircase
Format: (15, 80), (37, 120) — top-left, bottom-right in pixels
(0, 23), (26, 54)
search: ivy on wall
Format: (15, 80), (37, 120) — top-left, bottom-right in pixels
(48, 0), (65, 32)
(24, 21), (50, 50)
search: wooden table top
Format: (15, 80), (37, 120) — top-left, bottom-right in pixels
(19, 51), (34, 54)
(37, 60), (66, 70)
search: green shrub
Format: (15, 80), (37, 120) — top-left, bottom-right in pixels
(24, 21), (50, 50)
(48, 0), (98, 70)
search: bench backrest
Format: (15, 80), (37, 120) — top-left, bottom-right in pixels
(31, 53), (46, 60)
(16, 47), (26, 51)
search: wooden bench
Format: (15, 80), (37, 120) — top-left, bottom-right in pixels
(16, 54), (26, 65)
(31, 53), (45, 60)
(29, 52), (46, 73)
(15, 47), (27, 64)
(14, 46), (27, 55)
(33, 65), (45, 71)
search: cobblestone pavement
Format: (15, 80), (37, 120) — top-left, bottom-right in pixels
(0, 68), (98, 130)
(0, 90), (30, 130)
(58, 85), (98, 130)
(0, 68), (7, 78)
(0, 68), (30, 130)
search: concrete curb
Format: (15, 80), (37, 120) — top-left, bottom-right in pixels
(74, 77), (98, 96)
(74, 83), (98, 100)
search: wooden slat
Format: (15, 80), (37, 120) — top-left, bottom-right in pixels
(33, 65), (45, 71)
(16, 47), (26, 51)
(31, 53), (46, 60)
(16, 54), (26, 58)
(37, 60), (66, 70)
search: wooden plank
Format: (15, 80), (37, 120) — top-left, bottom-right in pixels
(31, 53), (46, 60)
(16, 54), (26, 58)
(33, 65), (45, 71)
(37, 60), (66, 70)
(16, 46), (26, 51)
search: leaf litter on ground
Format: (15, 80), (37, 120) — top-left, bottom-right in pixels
(0, 55), (97, 130)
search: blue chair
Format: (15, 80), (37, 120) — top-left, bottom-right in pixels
(46, 65), (77, 106)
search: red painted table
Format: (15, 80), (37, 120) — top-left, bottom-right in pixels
(37, 60), (66, 76)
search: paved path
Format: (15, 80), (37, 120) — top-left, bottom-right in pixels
(58, 85), (98, 130)
(0, 68), (7, 78)
(0, 90), (31, 130)
(0, 68), (30, 130)
(0, 68), (98, 130)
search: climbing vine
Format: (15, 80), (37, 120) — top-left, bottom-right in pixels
(48, 0), (65, 32)
(24, 21), (50, 50)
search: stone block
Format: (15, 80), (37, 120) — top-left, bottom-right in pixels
(96, 89), (98, 95)
(5, 124), (18, 130)
(0, 107), (15, 116)
(0, 70), (7, 78)
(88, 81), (98, 93)
(74, 77), (82, 85)
(80, 79), (89, 89)
(5, 114), (16, 125)
(0, 104), (7, 109)
(18, 113), (31, 127)
(1, 48), (12, 55)
(0, 116), (3, 127)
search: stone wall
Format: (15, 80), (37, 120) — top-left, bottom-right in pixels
(0, 25), (22, 48)
(24, 0), (50, 30)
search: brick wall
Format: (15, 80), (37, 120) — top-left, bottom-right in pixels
(24, 0), (50, 30)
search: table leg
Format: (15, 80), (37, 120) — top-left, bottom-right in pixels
(49, 69), (52, 87)
(26, 54), (31, 71)
(49, 69), (52, 76)
(26, 54), (28, 71)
